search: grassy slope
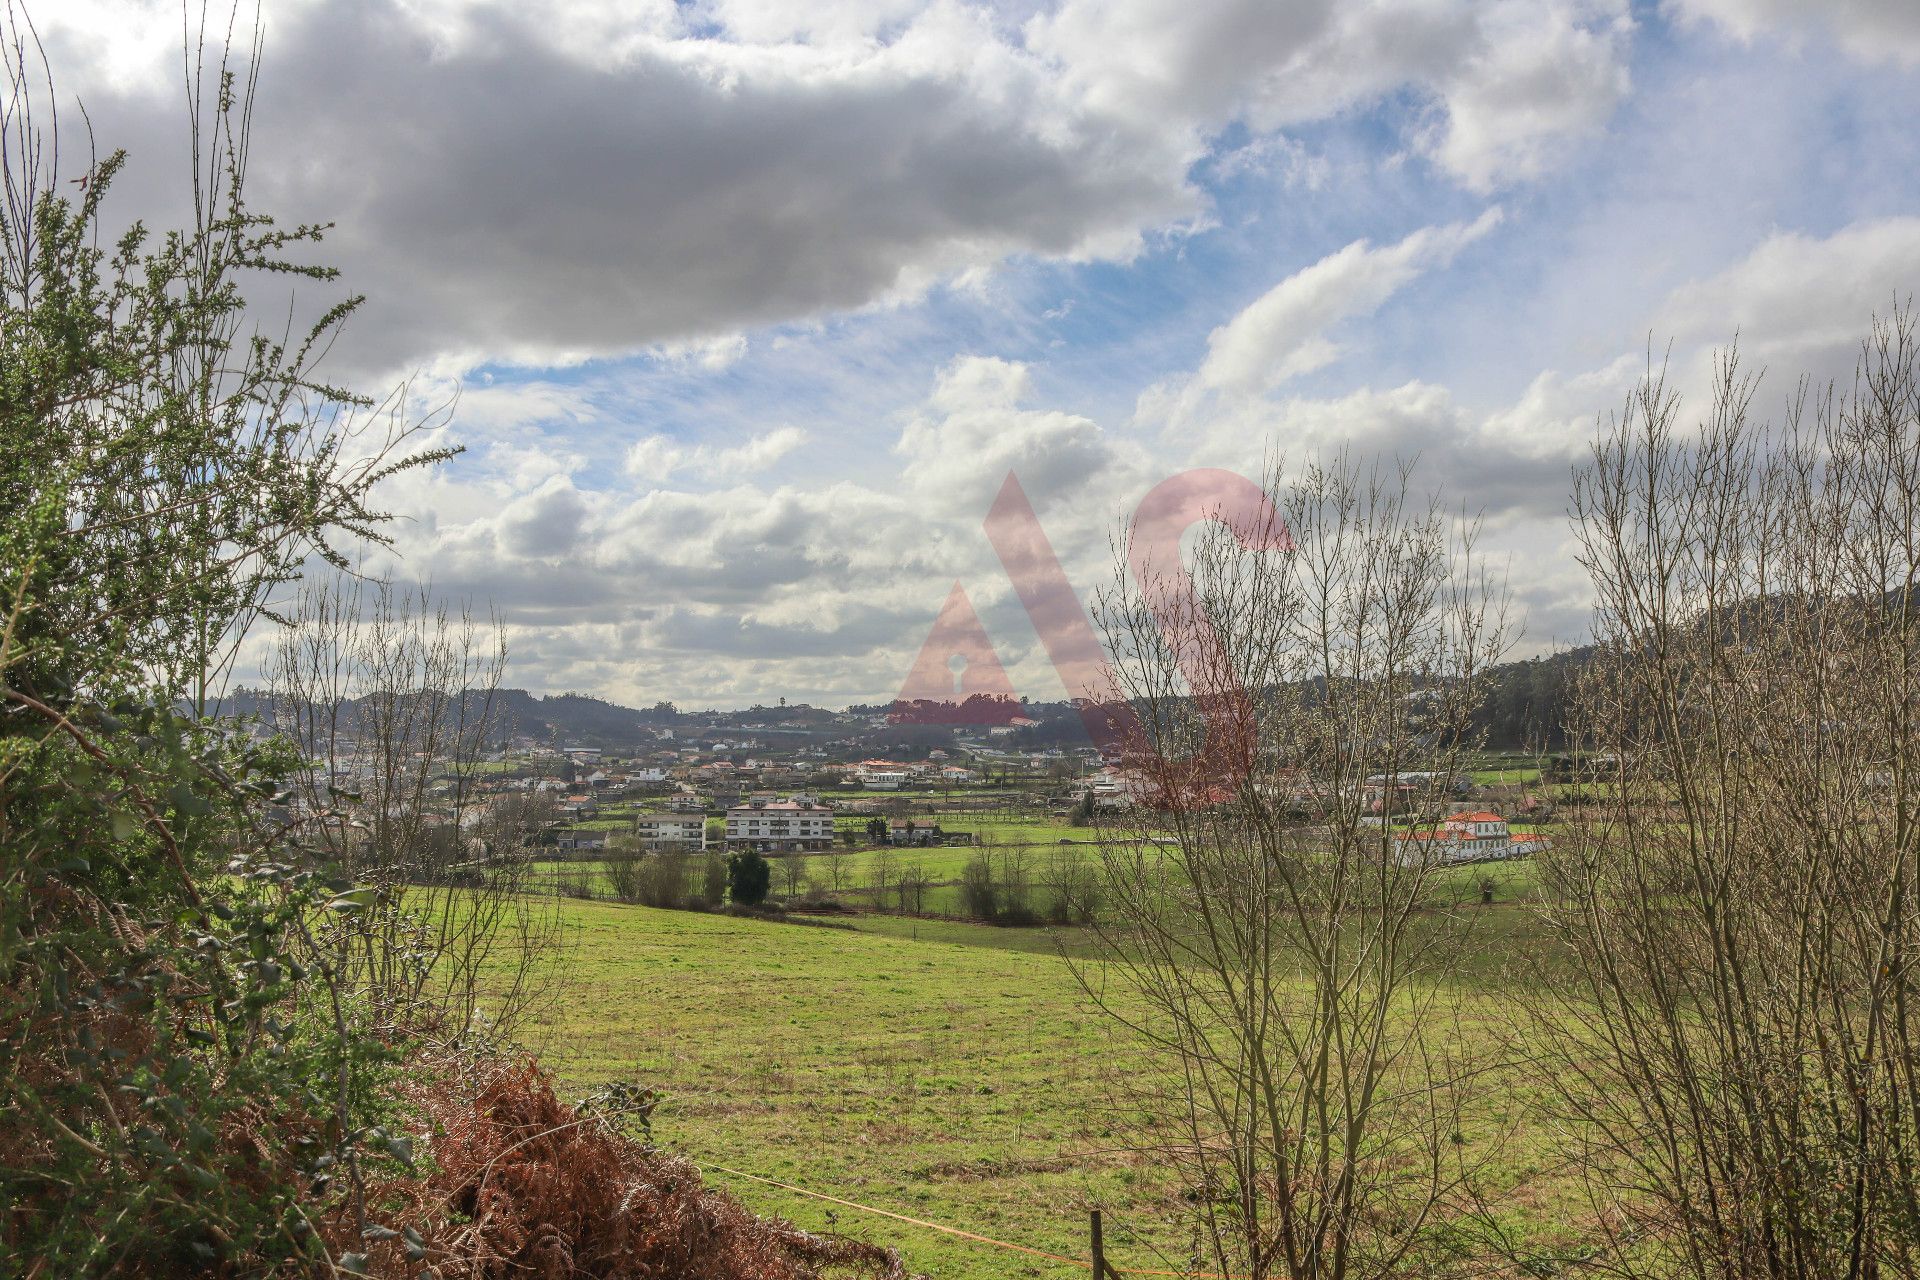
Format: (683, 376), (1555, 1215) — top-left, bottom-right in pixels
(522, 903), (1186, 1279)
(518, 884), (1576, 1279)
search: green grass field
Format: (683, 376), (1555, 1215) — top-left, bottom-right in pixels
(834, 810), (1098, 845)
(520, 903), (1186, 1279)
(533, 810), (1553, 918)
(512, 885), (1575, 1279)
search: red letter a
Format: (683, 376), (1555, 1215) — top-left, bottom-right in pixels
(889, 581), (1021, 725)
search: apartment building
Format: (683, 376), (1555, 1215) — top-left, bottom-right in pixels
(632, 813), (709, 849)
(724, 799), (835, 852)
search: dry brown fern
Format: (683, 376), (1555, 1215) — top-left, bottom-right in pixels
(349, 1056), (912, 1280)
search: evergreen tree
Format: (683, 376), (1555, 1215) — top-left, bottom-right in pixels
(726, 848), (771, 906)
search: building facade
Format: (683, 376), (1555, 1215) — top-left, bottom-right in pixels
(1395, 810), (1551, 865)
(632, 813), (709, 849)
(725, 799), (835, 851)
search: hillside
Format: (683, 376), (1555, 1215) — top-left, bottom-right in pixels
(210, 644), (1589, 754)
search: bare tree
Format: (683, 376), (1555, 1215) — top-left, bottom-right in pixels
(867, 846), (897, 911)
(604, 840), (646, 904)
(1537, 315), (1920, 1278)
(1085, 455), (1510, 1279)
(776, 849), (809, 899)
(267, 576), (562, 1042)
(635, 848), (691, 909)
(1040, 842), (1100, 925)
(822, 842), (851, 892)
(698, 850), (728, 907)
(895, 864), (932, 915)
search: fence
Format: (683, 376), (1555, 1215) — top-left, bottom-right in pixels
(697, 1160), (1244, 1278)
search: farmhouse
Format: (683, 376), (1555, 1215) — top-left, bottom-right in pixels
(1395, 811), (1551, 865)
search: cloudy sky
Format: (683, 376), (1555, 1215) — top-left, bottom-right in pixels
(38, 0), (1920, 708)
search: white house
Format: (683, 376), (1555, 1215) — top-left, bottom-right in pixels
(725, 799), (835, 851)
(1395, 811), (1550, 865)
(632, 813), (709, 849)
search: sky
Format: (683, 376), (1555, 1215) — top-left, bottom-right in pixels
(32, 0), (1920, 709)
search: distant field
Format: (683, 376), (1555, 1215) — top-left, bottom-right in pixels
(1471, 764), (1544, 785)
(515, 897), (1576, 1280)
(534, 814), (1554, 919)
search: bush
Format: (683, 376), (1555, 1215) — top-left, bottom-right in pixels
(635, 851), (691, 909)
(0, 697), (422, 1274)
(604, 849), (646, 903)
(960, 853), (999, 920)
(727, 849), (771, 906)
(366, 1055), (908, 1277)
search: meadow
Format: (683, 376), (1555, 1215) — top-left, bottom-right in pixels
(521, 902), (1182, 1279)
(514, 867), (1576, 1280)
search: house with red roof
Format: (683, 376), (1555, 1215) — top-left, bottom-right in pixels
(1395, 810), (1550, 865)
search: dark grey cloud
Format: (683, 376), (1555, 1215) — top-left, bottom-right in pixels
(49, 0), (1196, 378)
(35, 0), (1639, 381)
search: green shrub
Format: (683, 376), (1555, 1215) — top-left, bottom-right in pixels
(726, 849), (771, 906)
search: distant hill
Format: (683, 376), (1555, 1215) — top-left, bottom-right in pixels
(945, 647), (1591, 754)
(207, 645), (1591, 754)
(204, 686), (685, 750)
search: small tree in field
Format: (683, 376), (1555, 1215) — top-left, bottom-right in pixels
(699, 852), (727, 907)
(604, 843), (645, 903)
(727, 849), (770, 906)
(823, 841), (851, 889)
(1086, 455), (1509, 1280)
(1068, 788), (1096, 826)
(867, 846), (897, 910)
(635, 850), (690, 909)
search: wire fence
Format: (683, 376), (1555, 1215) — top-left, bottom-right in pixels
(695, 1159), (1247, 1279)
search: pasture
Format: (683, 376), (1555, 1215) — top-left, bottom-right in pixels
(516, 884), (1578, 1279)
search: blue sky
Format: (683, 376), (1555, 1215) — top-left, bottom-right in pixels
(44, 0), (1920, 707)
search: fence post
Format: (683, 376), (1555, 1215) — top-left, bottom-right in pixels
(1090, 1209), (1105, 1278)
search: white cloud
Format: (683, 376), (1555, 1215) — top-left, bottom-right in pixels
(1028, 0), (1632, 193)
(624, 426), (811, 482)
(497, 476), (592, 559)
(622, 437), (691, 484)
(1133, 209), (1507, 437)
(1668, 0), (1920, 68)
(1655, 216), (1920, 379)
(895, 355), (1152, 526)
(1430, 2), (1635, 190)
(1195, 209), (1504, 397)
